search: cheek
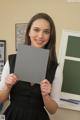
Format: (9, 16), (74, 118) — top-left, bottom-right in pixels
(29, 30), (37, 38)
(45, 35), (50, 42)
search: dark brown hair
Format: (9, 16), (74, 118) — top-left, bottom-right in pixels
(25, 12), (57, 63)
(25, 13), (58, 82)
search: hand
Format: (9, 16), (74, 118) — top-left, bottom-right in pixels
(5, 73), (18, 88)
(40, 79), (52, 96)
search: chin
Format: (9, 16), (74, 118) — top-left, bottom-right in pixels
(35, 45), (43, 48)
(32, 43), (44, 48)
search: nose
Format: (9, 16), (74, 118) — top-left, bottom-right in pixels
(38, 31), (43, 38)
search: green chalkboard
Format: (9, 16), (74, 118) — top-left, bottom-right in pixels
(62, 60), (80, 95)
(61, 35), (80, 95)
(66, 36), (80, 58)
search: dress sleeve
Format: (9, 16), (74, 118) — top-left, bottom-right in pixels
(0, 60), (10, 90)
(50, 65), (63, 105)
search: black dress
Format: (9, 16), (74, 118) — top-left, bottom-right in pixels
(4, 54), (57, 120)
(4, 81), (50, 120)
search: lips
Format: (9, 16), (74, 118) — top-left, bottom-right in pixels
(36, 39), (44, 44)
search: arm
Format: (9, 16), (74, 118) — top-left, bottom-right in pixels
(42, 93), (58, 114)
(0, 61), (10, 102)
(0, 86), (10, 103)
(40, 65), (63, 114)
(0, 60), (18, 103)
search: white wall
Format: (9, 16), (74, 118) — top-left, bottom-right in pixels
(0, 0), (80, 119)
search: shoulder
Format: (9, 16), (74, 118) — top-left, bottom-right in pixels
(8, 54), (17, 73)
(8, 54), (16, 59)
(8, 54), (16, 62)
(53, 64), (63, 83)
(56, 64), (63, 74)
(8, 54), (16, 66)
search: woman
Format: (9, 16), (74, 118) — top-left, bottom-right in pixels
(0, 12), (63, 120)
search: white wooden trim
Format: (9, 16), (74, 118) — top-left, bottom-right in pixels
(58, 30), (80, 111)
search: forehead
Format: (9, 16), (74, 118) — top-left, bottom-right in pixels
(31, 19), (50, 29)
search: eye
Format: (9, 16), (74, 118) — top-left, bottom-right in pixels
(44, 30), (50, 34)
(33, 28), (40, 32)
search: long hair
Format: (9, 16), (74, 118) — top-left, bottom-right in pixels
(25, 13), (58, 82)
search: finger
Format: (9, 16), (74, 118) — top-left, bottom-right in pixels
(41, 79), (48, 83)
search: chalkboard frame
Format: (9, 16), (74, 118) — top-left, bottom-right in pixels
(58, 30), (80, 111)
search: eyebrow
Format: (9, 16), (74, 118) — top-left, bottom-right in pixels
(33, 27), (50, 31)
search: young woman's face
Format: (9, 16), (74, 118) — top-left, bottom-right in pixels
(29, 19), (50, 48)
